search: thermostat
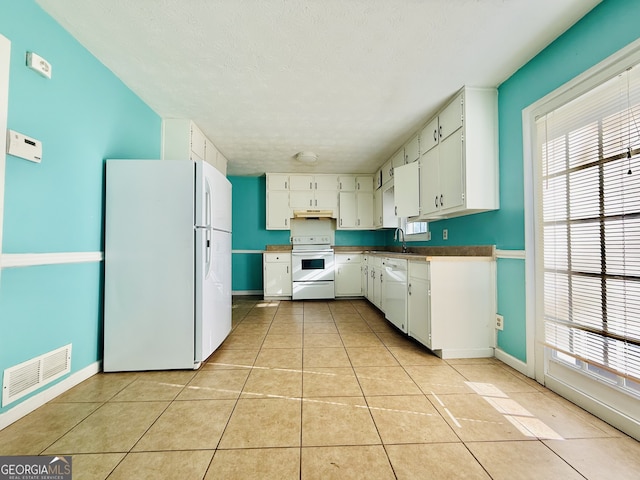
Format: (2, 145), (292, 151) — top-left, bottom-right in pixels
(6, 129), (42, 163)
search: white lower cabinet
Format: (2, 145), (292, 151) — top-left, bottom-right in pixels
(335, 253), (362, 297)
(263, 252), (292, 298)
(383, 258), (408, 333)
(361, 255), (369, 298)
(408, 257), (495, 359)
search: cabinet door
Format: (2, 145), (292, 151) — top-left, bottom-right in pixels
(375, 168), (383, 189)
(264, 262), (291, 296)
(394, 162), (419, 218)
(439, 129), (464, 212)
(339, 176), (356, 191)
(356, 192), (374, 229)
(391, 149), (405, 170)
(289, 175), (313, 190)
(266, 191), (291, 229)
(315, 190), (339, 209)
(404, 135), (420, 163)
(420, 148), (440, 216)
(356, 176), (373, 192)
(289, 190), (314, 208)
(373, 188), (383, 228)
(315, 175), (338, 191)
(268, 174), (289, 190)
(420, 117), (439, 154)
(439, 92), (464, 142)
(381, 158), (394, 185)
(335, 255), (362, 297)
(338, 192), (357, 229)
(408, 264), (431, 348)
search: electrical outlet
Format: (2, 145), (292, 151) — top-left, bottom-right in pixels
(426, 231), (431, 241)
(496, 314), (504, 331)
(442, 229), (448, 240)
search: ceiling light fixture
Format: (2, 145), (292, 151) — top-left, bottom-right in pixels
(295, 151), (318, 164)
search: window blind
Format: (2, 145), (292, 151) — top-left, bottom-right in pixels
(538, 65), (640, 384)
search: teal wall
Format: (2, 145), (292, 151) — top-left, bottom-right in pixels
(490, 0), (640, 361)
(0, 1), (160, 415)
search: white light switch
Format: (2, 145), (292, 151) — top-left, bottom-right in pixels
(6, 129), (42, 163)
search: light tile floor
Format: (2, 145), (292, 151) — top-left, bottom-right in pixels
(1, 297), (640, 479)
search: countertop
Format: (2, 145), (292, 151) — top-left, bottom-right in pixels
(264, 244), (495, 259)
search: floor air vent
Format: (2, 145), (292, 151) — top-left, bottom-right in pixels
(2, 344), (72, 407)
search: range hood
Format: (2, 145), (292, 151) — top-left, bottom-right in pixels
(293, 209), (335, 219)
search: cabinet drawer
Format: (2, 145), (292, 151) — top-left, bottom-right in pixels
(336, 253), (362, 264)
(264, 253), (291, 263)
(409, 261), (429, 280)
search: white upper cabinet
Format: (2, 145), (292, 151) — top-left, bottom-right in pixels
(339, 175), (357, 191)
(289, 175), (313, 190)
(381, 157), (394, 185)
(404, 134), (420, 163)
(420, 117), (439, 154)
(163, 119), (226, 175)
(414, 86), (498, 220)
(356, 176), (373, 192)
(268, 174), (290, 191)
(289, 174), (338, 210)
(266, 174), (291, 230)
(438, 91), (464, 141)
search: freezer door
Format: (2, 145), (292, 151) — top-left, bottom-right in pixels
(196, 160), (232, 232)
(195, 229), (232, 362)
(104, 160), (196, 371)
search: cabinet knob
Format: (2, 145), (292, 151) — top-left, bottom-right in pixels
(285, 218), (288, 226)
(435, 196), (438, 208)
(433, 129), (437, 142)
(440, 194), (444, 207)
(439, 125), (442, 138)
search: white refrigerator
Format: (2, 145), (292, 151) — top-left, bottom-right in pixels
(104, 159), (232, 371)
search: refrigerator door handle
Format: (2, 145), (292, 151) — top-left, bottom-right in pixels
(206, 229), (212, 275)
(205, 190), (211, 227)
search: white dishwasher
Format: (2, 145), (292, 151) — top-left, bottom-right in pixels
(383, 257), (408, 333)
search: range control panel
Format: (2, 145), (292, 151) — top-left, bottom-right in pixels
(292, 235), (332, 246)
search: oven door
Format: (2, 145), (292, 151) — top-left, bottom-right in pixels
(291, 250), (335, 282)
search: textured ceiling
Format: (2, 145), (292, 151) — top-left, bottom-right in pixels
(37, 0), (601, 176)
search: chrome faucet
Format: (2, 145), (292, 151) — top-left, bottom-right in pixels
(395, 227), (407, 253)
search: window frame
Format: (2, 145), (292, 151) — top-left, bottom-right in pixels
(523, 37), (640, 440)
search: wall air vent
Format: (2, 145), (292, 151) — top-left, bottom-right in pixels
(2, 344), (72, 407)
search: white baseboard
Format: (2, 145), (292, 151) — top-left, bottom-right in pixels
(232, 290), (263, 296)
(495, 348), (531, 377)
(439, 347), (495, 359)
(0, 361), (101, 430)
